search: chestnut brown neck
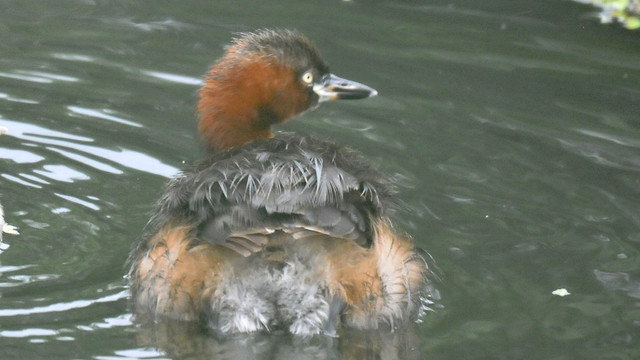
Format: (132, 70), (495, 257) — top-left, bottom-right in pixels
(197, 55), (310, 151)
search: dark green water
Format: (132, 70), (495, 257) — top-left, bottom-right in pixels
(1, 1), (639, 359)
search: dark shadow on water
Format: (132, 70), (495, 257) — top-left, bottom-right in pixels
(134, 318), (424, 360)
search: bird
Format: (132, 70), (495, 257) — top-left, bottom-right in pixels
(128, 29), (429, 336)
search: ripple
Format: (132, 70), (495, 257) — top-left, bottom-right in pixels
(446, 194), (476, 204)
(50, 53), (95, 62)
(0, 273), (61, 288)
(140, 70), (202, 86)
(33, 165), (90, 183)
(68, 106), (142, 128)
(362, 131), (406, 150)
(1, 119), (179, 178)
(54, 193), (100, 210)
(321, 116), (374, 131)
(436, 162), (489, 183)
(1, 173), (43, 188)
(576, 129), (640, 148)
(390, 3), (555, 26)
(95, 347), (168, 360)
(557, 138), (640, 171)
(0, 119), (92, 142)
(0, 313), (133, 341)
(17, 70), (79, 83)
(84, 313), (133, 330)
(0, 264), (36, 273)
(105, 17), (190, 32)
(18, 173), (49, 184)
(0, 328), (59, 338)
(0, 70), (79, 84)
(0, 290), (128, 317)
(0, 72), (53, 84)
(47, 147), (123, 175)
(417, 48), (596, 74)
(0, 92), (39, 104)
(0, 148), (45, 163)
(594, 270), (640, 299)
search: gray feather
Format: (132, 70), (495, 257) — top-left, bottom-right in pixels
(152, 133), (395, 252)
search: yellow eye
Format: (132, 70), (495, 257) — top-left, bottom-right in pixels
(302, 71), (314, 84)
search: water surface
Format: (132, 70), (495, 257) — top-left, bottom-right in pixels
(1, 1), (639, 359)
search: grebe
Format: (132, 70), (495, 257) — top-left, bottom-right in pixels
(128, 29), (428, 336)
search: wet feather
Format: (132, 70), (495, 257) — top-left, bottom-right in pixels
(150, 133), (395, 248)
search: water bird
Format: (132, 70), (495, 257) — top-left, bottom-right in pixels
(128, 29), (429, 336)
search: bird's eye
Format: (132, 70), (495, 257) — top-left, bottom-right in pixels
(301, 71), (314, 84)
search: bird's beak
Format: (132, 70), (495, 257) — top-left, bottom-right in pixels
(313, 74), (378, 102)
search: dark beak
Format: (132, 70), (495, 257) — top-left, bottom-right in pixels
(313, 74), (377, 102)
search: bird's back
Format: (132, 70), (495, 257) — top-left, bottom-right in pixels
(129, 134), (427, 335)
(153, 133), (394, 250)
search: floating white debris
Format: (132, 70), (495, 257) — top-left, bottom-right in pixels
(3, 223), (19, 235)
(1, 202), (19, 255)
(552, 288), (571, 297)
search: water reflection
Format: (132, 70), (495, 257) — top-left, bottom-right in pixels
(140, 70), (202, 86)
(134, 319), (424, 360)
(95, 347), (168, 360)
(0, 272), (60, 288)
(0, 92), (39, 104)
(0, 148), (44, 163)
(594, 270), (640, 299)
(67, 106), (142, 128)
(34, 164), (90, 183)
(50, 53), (95, 63)
(53, 193), (100, 210)
(1, 119), (179, 178)
(0, 290), (128, 317)
(0, 70), (79, 84)
(104, 18), (190, 32)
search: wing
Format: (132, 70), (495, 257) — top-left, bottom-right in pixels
(152, 134), (395, 255)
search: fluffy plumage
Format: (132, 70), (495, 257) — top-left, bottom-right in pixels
(151, 133), (394, 248)
(228, 29), (329, 74)
(128, 29), (430, 336)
